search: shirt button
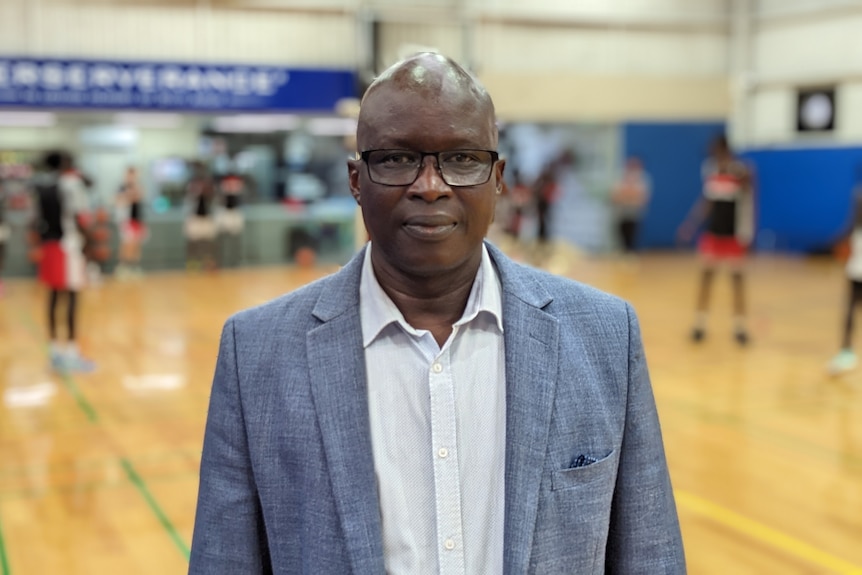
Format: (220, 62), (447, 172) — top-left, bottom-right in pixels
(438, 447), (448, 458)
(432, 363), (443, 373)
(444, 538), (455, 550)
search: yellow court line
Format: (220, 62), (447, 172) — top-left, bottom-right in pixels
(675, 490), (862, 575)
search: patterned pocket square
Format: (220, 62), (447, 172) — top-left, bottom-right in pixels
(569, 454), (599, 469)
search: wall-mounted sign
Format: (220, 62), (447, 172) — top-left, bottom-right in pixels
(0, 56), (357, 112)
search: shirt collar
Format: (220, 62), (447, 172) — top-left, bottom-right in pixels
(359, 243), (504, 348)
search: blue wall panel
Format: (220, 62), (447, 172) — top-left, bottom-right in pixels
(622, 122), (726, 249)
(741, 146), (862, 253)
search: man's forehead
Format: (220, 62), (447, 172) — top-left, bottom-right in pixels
(362, 83), (484, 117)
(357, 98), (495, 150)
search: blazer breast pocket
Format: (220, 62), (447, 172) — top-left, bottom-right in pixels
(551, 450), (617, 492)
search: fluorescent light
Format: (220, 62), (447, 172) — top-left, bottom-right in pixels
(0, 111), (56, 127)
(306, 117), (357, 136)
(114, 112), (183, 129)
(77, 125), (138, 148)
(212, 114), (299, 133)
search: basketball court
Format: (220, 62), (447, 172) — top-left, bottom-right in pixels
(1, 251), (860, 574)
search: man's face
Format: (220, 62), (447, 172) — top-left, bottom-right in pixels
(348, 83), (504, 278)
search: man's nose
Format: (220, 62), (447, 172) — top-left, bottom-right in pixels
(407, 156), (452, 201)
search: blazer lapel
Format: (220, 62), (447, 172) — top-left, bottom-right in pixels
(307, 250), (385, 573)
(488, 245), (560, 575)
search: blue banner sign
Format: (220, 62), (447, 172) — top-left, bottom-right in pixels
(0, 56), (357, 111)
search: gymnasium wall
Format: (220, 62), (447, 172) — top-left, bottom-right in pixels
(0, 0), (731, 122)
(741, 1), (862, 145)
(0, 0), (357, 67)
(728, 1), (862, 253)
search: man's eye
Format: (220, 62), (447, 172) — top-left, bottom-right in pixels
(378, 153), (416, 165)
(447, 153), (481, 164)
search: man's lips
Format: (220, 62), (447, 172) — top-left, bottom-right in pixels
(402, 215), (458, 239)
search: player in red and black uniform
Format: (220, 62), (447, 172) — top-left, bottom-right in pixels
(31, 151), (96, 372)
(679, 135), (756, 345)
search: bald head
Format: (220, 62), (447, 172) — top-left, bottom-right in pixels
(356, 53), (497, 152)
(364, 53), (492, 108)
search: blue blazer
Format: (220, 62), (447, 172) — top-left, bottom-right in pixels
(189, 243), (685, 574)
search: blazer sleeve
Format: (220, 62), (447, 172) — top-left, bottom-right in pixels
(189, 318), (272, 575)
(605, 304), (687, 574)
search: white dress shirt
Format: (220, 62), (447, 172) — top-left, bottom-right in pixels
(359, 244), (506, 574)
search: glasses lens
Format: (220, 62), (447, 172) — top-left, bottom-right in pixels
(439, 151), (494, 186)
(366, 150), (421, 185)
(364, 150), (496, 186)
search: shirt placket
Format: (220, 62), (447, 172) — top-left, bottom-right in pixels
(428, 338), (466, 574)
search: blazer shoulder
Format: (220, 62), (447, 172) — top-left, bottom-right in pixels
(519, 264), (633, 317)
(228, 273), (333, 333)
(490, 244), (633, 319)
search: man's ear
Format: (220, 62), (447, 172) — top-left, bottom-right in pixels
(347, 158), (361, 204)
(495, 158), (506, 193)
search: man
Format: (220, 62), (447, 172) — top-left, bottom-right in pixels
(190, 53), (685, 574)
(31, 151), (95, 372)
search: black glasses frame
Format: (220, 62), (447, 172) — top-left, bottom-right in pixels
(359, 149), (500, 187)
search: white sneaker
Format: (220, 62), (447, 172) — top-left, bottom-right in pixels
(50, 348), (68, 373)
(828, 350), (858, 375)
(65, 350), (96, 373)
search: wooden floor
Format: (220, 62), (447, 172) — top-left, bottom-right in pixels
(1, 247), (861, 574)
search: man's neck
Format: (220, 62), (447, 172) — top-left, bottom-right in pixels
(371, 250), (482, 346)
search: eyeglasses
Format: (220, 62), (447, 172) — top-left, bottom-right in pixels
(360, 149), (499, 187)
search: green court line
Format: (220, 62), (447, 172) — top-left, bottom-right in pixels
(58, 372), (99, 423)
(0, 509), (10, 575)
(15, 307), (191, 562)
(120, 459), (190, 560)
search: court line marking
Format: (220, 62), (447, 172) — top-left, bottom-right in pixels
(0, 467), (197, 502)
(15, 307), (191, 563)
(121, 459), (191, 560)
(659, 396), (862, 471)
(58, 372), (99, 423)
(675, 489), (862, 575)
(0, 510), (9, 575)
